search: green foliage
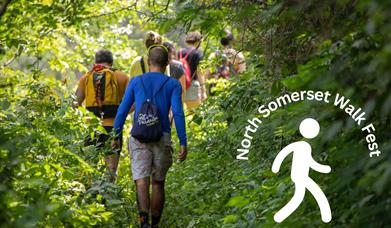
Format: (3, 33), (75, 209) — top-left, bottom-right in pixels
(0, 69), (135, 226)
(1, 0), (391, 227)
(157, 0), (391, 227)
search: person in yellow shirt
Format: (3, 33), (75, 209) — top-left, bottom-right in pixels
(75, 49), (129, 183)
(129, 31), (162, 78)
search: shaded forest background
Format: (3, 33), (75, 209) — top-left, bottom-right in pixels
(0, 0), (390, 227)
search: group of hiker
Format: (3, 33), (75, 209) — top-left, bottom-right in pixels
(74, 30), (245, 228)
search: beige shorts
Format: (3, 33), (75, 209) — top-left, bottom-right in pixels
(128, 133), (173, 181)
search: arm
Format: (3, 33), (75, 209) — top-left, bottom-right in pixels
(116, 72), (134, 114)
(197, 68), (207, 101)
(123, 75), (136, 114)
(75, 87), (85, 107)
(179, 74), (186, 102)
(195, 52), (207, 101)
(234, 52), (246, 74)
(171, 82), (187, 161)
(129, 104), (135, 113)
(74, 76), (86, 107)
(310, 158), (331, 173)
(113, 79), (135, 136)
(171, 82), (187, 146)
(204, 68), (211, 80)
(205, 52), (215, 80)
(272, 145), (293, 173)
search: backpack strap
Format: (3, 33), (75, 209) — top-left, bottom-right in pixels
(182, 41), (201, 60)
(140, 75), (148, 100)
(181, 48), (194, 61)
(181, 48), (199, 82)
(153, 77), (170, 98)
(140, 56), (146, 74)
(140, 76), (170, 101)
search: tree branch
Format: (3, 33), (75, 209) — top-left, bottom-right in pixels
(153, 0), (171, 15)
(1, 44), (23, 68)
(82, 2), (149, 20)
(0, 0), (12, 20)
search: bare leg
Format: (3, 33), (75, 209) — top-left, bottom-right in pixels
(274, 183), (306, 223)
(135, 177), (150, 212)
(105, 154), (119, 183)
(151, 177), (165, 227)
(305, 178), (332, 223)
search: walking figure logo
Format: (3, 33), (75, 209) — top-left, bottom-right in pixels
(272, 118), (332, 223)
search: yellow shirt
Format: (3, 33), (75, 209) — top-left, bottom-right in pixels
(129, 55), (149, 78)
(129, 55), (185, 97)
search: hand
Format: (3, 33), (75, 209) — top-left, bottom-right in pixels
(200, 92), (207, 101)
(111, 140), (120, 150)
(178, 145), (187, 162)
(72, 100), (80, 109)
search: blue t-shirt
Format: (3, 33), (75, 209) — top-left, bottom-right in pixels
(114, 72), (187, 146)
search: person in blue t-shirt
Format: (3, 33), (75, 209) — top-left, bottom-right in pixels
(112, 45), (187, 228)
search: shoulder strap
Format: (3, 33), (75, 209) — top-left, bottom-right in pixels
(140, 75), (148, 99)
(140, 56), (146, 74)
(182, 48), (194, 60)
(140, 76), (170, 101)
(153, 77), (170, 98)
(183, 42), (201, 60)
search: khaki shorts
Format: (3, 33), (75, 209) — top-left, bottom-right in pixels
(128, 133), (173, 181)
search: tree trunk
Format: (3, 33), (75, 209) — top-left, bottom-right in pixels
(0, 0), (12, 19)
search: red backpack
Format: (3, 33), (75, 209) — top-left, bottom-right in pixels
(179, 48), (195, 90)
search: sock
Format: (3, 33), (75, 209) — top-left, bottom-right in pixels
(152, 214), (161, 227)
(139, 211), (149, 226)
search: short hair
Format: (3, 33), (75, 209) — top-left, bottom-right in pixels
(185, 31), (202, 44)
(144, 31), (162, 49)
(95, 50), (113, 64)
(148, 46), (168, 68)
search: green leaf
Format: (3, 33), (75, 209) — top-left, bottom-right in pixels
(223, 214), (237, 224)
(226, 196), (250, 208)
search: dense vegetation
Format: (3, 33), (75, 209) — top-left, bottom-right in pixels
(1, 0), (390, 227)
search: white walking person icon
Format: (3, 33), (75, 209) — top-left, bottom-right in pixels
(272, 118), (332, 223)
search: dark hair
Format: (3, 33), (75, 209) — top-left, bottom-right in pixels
(148, 46), (168, 68)
(95, 49), (113, 64)
(220, 37), (230, 46)
(162, 41), (174, 54)
(220, 29), (234, 46)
